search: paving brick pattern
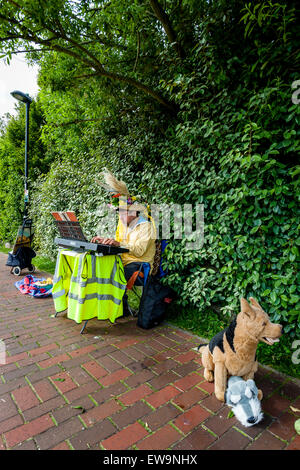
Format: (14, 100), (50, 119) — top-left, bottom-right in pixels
(0, 253), (299, 450)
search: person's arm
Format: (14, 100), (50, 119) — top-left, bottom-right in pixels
(121, 222), (154, 257)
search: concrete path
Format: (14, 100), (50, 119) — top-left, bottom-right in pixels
(0, 253), (299, 450)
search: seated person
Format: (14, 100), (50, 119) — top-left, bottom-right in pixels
(91, 205), (156, 315)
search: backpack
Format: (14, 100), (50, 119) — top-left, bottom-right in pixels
(137, 274), (175, 330)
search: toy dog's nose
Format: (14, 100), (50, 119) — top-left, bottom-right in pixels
(247, 416), (256, 424)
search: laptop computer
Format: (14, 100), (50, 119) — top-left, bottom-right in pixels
(51, 211), (129, 255)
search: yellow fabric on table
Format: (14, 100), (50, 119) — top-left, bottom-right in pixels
(52, 250), (126, 324)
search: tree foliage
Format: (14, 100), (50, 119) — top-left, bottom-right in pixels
(0, 99), (48, 241)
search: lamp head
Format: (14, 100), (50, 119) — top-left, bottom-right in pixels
(10, 90), (33, 104)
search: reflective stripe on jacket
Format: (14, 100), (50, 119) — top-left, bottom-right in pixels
(52, 250), (126, 324)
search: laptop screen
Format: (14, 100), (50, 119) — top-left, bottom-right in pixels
(51, 212), (87, 241)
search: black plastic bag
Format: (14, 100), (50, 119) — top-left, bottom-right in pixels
(137, 275), (175, 329)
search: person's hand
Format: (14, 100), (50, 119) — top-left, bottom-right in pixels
(91, 236), (104, 244)
(91, 236), (120, 247)
(101, 238), (120, 247)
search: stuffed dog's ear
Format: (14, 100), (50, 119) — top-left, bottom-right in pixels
(246, 379), (258, 397)
(230, 394), (241, 404)
(249, 297), (262, 310)
(240, 298), (256, 320)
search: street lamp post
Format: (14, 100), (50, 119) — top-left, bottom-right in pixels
(10, 90), (33, 219)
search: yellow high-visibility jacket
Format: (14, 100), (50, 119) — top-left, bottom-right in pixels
(52, 250), (126, 324)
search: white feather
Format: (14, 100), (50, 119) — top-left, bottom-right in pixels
(100, 169), (130, 196)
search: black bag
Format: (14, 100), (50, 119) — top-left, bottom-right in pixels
(137, 275), (175, 329)
(6, 246), (36, 269)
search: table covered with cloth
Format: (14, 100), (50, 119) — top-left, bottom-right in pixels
(52, 250), (127, 324)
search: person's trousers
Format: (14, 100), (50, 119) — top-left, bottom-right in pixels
(123, 262), (144, 313)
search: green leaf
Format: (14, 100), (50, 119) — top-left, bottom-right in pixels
(71, 405), (86, 413)
(262, 289), (271, 296)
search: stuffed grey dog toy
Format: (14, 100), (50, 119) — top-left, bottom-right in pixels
(225, 376), (264, 427)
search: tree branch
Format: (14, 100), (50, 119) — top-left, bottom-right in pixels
(1, 1), (178, 113)
(149, 0), (185, 59)
(96, 69), (177, 113)
(133, 30), (140, 72)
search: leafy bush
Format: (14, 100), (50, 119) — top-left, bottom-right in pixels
(0, 99), (49, 242)
(29, 152), (108, 259)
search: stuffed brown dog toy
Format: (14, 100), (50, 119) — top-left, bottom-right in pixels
(199, 297), (282, 402)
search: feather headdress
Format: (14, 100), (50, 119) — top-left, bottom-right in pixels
(98, 168), (130, 196)
(98, 169), (156, 241)
(98, 168), (147, 213)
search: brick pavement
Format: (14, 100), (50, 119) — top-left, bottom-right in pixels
(0, 252), (299, 450)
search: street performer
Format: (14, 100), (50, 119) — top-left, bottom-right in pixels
(91, 169), (156, 315)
